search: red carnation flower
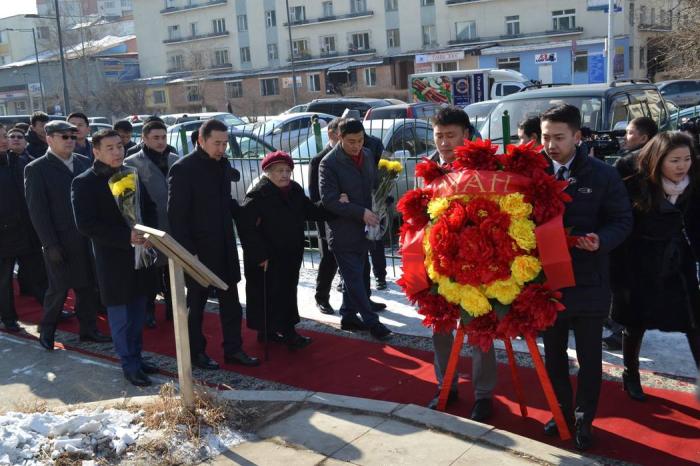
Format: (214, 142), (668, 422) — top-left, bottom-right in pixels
(496, 284), (564, 339)
(415, 158), (448, 184)
(453, 139), (500, 171)
(465, 312), (500, 352)
(524, 171), (571, 224)
(413, 291), (461, 334)
(397, 188), (432, 230)
(463, 197), (500, 225)
(497, 140), (549, 178)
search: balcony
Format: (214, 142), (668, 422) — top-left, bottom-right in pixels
(167, 66), (187, 73)
(287, 48), (375, 63)
(163, 30), (229, 44)
(446, 0), (495, 5)
(284, 10), (374, 27)
(160, 0), (227, 15)
(348, 47), (376, 55)
(638, 22), (672, 32)
(448, 27), (583, 45)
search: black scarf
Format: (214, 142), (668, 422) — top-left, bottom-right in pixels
(143, 145), (170, 176)
(93, 160), (121, 177)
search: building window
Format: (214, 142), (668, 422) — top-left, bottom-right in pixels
(385, 0), (398, 11)
(37, 26), (50, 40)
(169, 54), (184, 71)
(639, 46), (645, 69)
(267, 43), (279, 60)
(260, 78), (279, 96)
(0, 56), (6, 65)
(292, 39), (310, 58)
(574, 51), (588, 72)
(455, 21), (476, 41)
(167, 25), (180, 40)
(289, 5), (306, 23)
(350, 32), (370, 51)
(266, 10), (277, 27)
(322, 1), (333, 17)
(552, 9), (576, 31)
(225, 81), (243, 99)
(364, 67), (377, 87)
(16, 101), (27, 112)
(189, 22), (198, 37)
(321, 35), (336, 54)
(497, 57), (520, 72)
(629, 45), (634, 70)
(436, 62), (457, 72)
(421, 0), (435, 5)
(240, 47), (251, 63)
(186, 85), (200, 102)
(505, 15), (520, 36)
(629, 2), (635, 25)
(213, 49), (229, 66)
(237, 14), (248, 32)
(387, 29), (400, 48)
(351, 0), (367, 13)
(422, 24), (437, 46)
(213, 18), (226, 34)
(639, 5), (647, 24)
(152, 90), (166, 104)
(308, 73), (321, 92)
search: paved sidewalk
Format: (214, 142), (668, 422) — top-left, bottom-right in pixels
(0, 332), (599, 466)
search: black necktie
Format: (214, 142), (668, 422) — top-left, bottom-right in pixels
(556, 166), (567, 181)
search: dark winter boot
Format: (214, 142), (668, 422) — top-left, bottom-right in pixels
(622, 328), (646, 402)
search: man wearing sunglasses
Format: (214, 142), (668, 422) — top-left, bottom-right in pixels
(24, 120), (111, 350)
(7, 127), (29, 161)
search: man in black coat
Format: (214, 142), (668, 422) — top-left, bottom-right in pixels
(168, 119), (259, 370)
(24, 120), (111, 350)
(319, 119), (392, 341)
(309, 118), (341, 315)
(26, 112), (49, 160)
(539, 105), (632, 450)
(72, 129), (158, 386)
(114, 119), (137, 156)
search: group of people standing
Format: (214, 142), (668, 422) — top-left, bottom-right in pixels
(427, 105), (700, 451)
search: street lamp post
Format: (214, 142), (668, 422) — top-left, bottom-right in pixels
(3, 28), (46, 111)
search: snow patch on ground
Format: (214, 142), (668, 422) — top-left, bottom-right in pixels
(0, 406), (246, 465)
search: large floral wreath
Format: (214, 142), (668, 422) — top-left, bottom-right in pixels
(397, 140), (574, 351)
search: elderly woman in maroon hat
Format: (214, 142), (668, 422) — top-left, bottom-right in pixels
(238, 151), (337, 350)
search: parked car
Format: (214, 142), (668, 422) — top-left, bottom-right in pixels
(0, 114), (65, 127)
(306, 97), (396, 117)
(166, 121), (206, 154)
(669, 104), (700, 129)
(480, 82), (671, 160)
(282, 104), (309, 114)
(364, 102), (443, 121)
(656, 80), (700, 108)
(240, 112), (335, 151)
(89, 123), (112, 135)
(191, 112), (246, 127)
(88, 117), (110, 125)
(463, 99), (499, 133)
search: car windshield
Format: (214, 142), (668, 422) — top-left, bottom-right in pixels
(486, 96), (604, 143)
(220, 115), (245, 126)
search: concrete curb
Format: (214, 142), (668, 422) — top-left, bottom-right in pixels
(216, 390), (601, 466)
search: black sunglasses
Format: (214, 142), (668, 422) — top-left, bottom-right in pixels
(54, 134), (77, 140)
(8, 135), (25, 139)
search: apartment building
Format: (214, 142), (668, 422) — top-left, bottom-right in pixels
(132, 0), (676, 115)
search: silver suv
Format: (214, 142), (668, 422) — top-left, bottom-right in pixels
(657, 80), (700, 108)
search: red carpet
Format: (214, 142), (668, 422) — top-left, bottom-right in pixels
(9, 288), (700, 466)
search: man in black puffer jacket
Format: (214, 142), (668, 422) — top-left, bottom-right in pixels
(26, 112), (49, 159)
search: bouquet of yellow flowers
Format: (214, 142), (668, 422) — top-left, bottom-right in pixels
(367, 158), (404, 240)
(108, 168), (157, 269)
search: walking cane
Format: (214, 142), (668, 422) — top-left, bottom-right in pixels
(262, 262), (269, 362)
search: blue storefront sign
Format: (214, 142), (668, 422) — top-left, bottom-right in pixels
(588, 54), (605, 83)
(452, 76), (472, 106)
(473, 73), (485, 102)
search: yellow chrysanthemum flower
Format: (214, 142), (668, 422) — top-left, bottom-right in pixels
(427, 197), (450, 219)
(499, 193), (533, 219)
(484, 278), (521, 305)
(508, 218), (537, 251)
(389, 160), (404, 173)
(109, 174), (136, 197)
(511, 255), (542, 285)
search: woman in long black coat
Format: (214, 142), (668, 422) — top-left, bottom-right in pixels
(238, 151), (331, 350)
(612, 131), (700, 401)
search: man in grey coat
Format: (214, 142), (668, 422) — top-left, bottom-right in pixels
(319, 119), (392, 341)
(125, 120), (177, 327)
(24, 121), (111, 350)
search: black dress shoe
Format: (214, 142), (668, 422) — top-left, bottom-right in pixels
(316, 301), (335, 315)
(79, 330), (112, 343)
(470, 398), (494, 422)
(140, 362), (160, 374)
(285, 332), (312, 350)
(370, 300), (387, 311)
(39, 330), (55, 351)
(543, 417), (575, 437)
(427, 389), (459, 410)
(224, 350), (260, 367)
(369, 322), (392, 341)
(192, 353), (220, 370)
(124, 370), (152, 387)
(3, 321), (21, 332)
(376, 279), (387, 290)
(575, 421), (593, 451)
(145, 311), (156, 329)
(59, 309), (76, 321)
(340, 314), (368, 331)
(257, 331), (286, 343)
(622, 371), (647, 402)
